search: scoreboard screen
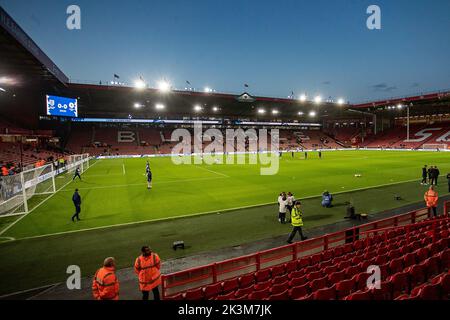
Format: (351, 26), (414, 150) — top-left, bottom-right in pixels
(46, 95), (78, 117)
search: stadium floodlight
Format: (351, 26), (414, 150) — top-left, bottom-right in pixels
(314, 95), (322, 104)
(157, 80), (171, 92)
(309, 111), (317, 117)
(337, 98), (345, 105)
(212, 106), (219, 112)
(257, 108), (266, 114)
(155, 103), (165, 110)
(194, 105), (202, 112)
(134, 79), (146, 90)
(204, 87), (213, 93)
(272, 110), (279, 115)
(134, 103), (142, 108)
(397, 104), (403, 109)
(298, 111), (304, 116)
(299, 94), (307, 102)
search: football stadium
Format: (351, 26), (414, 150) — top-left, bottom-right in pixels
(0, 1), (449, 305)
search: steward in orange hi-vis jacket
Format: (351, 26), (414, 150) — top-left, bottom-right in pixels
(424, 185), (439, 217)
(92, 257), (119, 300)
(134, 246), (161, 300)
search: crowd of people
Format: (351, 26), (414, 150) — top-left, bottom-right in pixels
(421, 165), (441, 185)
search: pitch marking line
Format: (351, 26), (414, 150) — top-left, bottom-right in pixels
(193, 165), (230, 177)
(2, 177), (436, 242)
(0, 160), (100, 237)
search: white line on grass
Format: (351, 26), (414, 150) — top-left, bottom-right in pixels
(3, 176), (431, 242)
(193, 165), (230, 178)
(0, 160), (100, 237)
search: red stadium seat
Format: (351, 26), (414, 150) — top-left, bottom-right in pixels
(268, 290), (289, 300)
(272, 274), (289, 286)
(337, 260), (351, 270)
(322, 250), (333, 261)
(323, 265), (338, 276)
(333, 246), (345, 257)
(407, 264), (427, 288)
(371, 281), (392, 300)
(284, 260), (297, 273)
(222, 277), (239, 293)
(164, 293), (184, 300)
(270, 281), (289, 295)
(238, 274), (255, 288)
(313, 285), (336, 300)
(344, 290), (372, 300)
(351, 255), (363, 265)
(235, 294), (248, 300)
(403, 252), (416, 268)
(288, 270), (305, 280)
(289, 275), (307, 287)
(374, 254), (388, 266)
(353, 272), (370, 291)
(345, 265), (360, 279)
(307, 270), (323, 282)
(216, 291), (236, 300)
(254, 280), (271, 291)
(417, 283), (441, 300)
(336, 278), (355, 299)
(423, 256), (441, 278)
(185, 287), (204, 300)
(388, 248), (402, 260)
(389, 257), (404, 275)
(415, 247), (429, 262)
(289, 283), (310, 299)
(311, 253), (322, 265)
(309, 275), (328, 292)
(297, 256), (311, 269)
(328, 270), (346, 284)
(389, 272), (410, 298)
(249, 289), (269, 300)
(204, 283), (222, 299)
(235, 285), (254, 298)
(255, 269), (271, 283)
(271, 265), (285, 278)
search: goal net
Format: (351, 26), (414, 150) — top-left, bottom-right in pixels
(0, 154), (90, 217)
(422, 143), (448, 150)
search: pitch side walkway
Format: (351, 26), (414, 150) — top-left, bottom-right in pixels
(3, 195), (449, 300)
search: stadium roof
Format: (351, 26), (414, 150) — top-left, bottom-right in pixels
(0, 6), (68, 89)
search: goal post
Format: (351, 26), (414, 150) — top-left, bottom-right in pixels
(0, 153), (90, 217)
(422, 143), (448, 150)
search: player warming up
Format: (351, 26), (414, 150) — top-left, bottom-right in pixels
(72, 167), (82, 181)
(147, 167), (153, 189)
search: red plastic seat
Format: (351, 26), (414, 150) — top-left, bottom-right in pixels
(289, 275), (307, 287)
(235, 294), (248, 300)
(322, 250), (333, 261)
(374, 254), (388, 266)
(388, 248), (402, 260)
(344, 290), (372, 300)
(415, 247), (429, 262)
(336, 278), (355, 299)
(238, 274), (255, 288)
(407, 264), (426, 288)
(271, 265), (285, 278)
(248, 289), (269, 300)
(289, 283), (310, 299)
(353, 272), (370, 291)
(255, 269), (271, 283)
(309, 275), (328, 292)
(328, 270), (346, 284)
(270, 281), (289, 295)
(438, 249), (450, 271)
(307, 270), (323, 282)
(376, 246), (388, 256)
(343, 243), (353, 254)
(234, 285), (254, 298)
(268, 289), (289, 300)
(285, 260), (297, 273)
(403, 252), (416, 268)
(313, 285), (336, 300)
(288, 269), (305, 280)
(345, 265), (360, 278)
(437, 273), (450, 299)
(216, 291), (235, 300)
(254, 280), (271, 291)
(204, 283), (222, 299)
(323, 265), (338, 276)
(337, 260), (351, 270)
(185, 287), (204, 300)
(311, 253), (322, 265)
(389, 257), (404, 275)
(222, 277), (239, 293)
(417, 283), (441, 300)
(371, 281), (392, 300)
(333, 246), (345, 257)
(319, 259), (333, 268)
(297, 256), (311, 268)
(423, 256), (441, 278)
(389, 272), (410, 298)
(272, 274), (289, 286)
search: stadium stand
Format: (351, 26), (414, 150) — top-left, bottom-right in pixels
(162, 205), (450, 300)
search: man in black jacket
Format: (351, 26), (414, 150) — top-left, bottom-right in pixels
(421, 165), (428, 185)
(434, 166), (440, 185)
(71, 189), (82, 222)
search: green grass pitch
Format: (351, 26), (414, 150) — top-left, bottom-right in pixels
(3, 150), (450, 239)
(0, 150), (449, 295)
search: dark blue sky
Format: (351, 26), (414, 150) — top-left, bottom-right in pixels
(1, 0), (449, 102)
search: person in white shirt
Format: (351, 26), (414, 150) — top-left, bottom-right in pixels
(286, 192), (295, 222)
(278, 192), (288, 224)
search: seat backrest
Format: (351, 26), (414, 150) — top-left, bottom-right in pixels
(289, 283), (310, 299)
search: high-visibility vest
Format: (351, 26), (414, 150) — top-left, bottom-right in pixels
(291, 207), (304, 227)
(424, 190), (438, 207)
(92, 267), (119, 300)
(134, 253), (161, 291)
